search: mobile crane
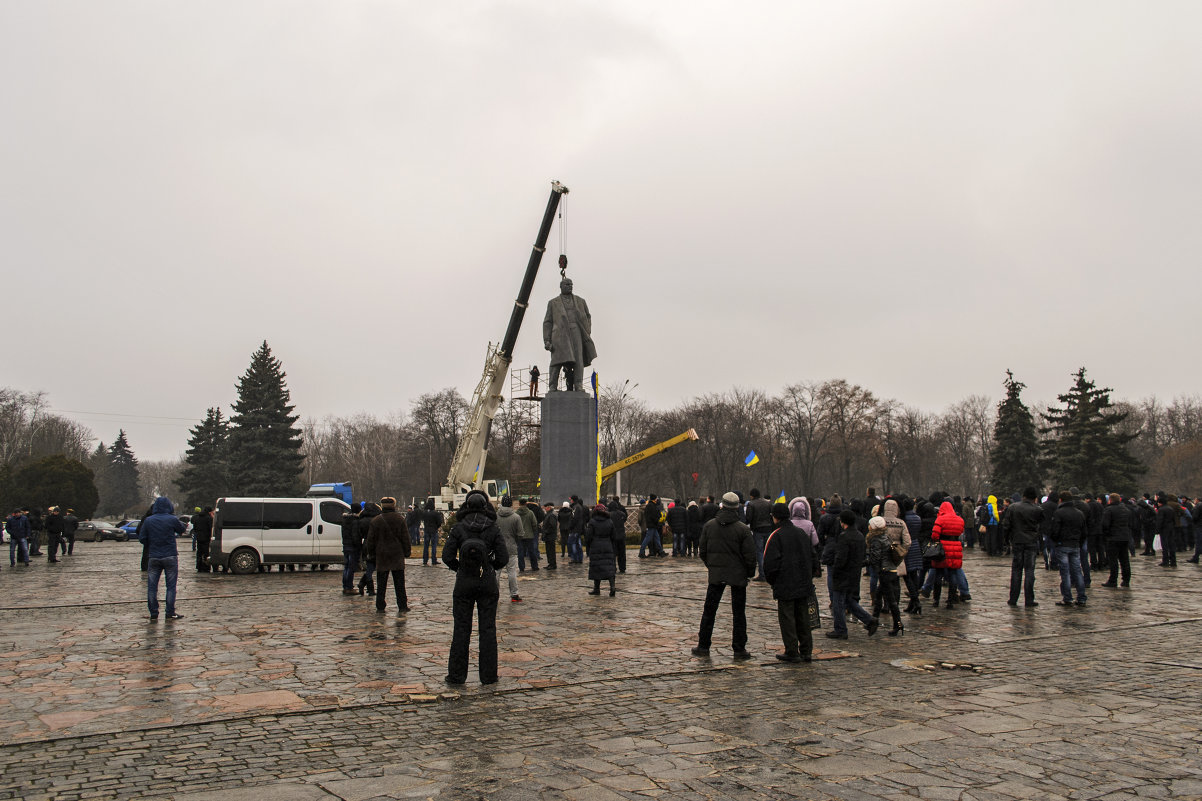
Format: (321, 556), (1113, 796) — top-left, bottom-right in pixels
(431, 181), (569, 511)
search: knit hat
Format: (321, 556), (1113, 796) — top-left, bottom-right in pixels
(721, 492), (740, 508)
(501, 495), (513, 507)
(771, 502), (789, 520)
(380, 497), (397, 510)
(869, 515), (886, 530)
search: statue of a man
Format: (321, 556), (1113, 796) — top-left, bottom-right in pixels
(542, 278), (596, 392)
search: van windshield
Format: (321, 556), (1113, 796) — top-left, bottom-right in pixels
(493, 479), (510, 499)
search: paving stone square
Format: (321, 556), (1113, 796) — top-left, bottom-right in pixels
(1, 543), (1201, 799)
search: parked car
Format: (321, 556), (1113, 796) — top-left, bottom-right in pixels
(77, 521), (128, 542)
(117, 520), (141, 539)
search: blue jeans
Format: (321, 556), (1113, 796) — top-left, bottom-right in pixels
(1056, 545), (1086, 603)
(639, 528), (662, 557)
(517, 539), (539, 570)
(567, 533), (583, 563)
(830, 589), (874, 635)
(147, 556), (179, 617)
(952, 567), (970, 595)
(10, 537), (29, 565)
(423, 530), (438, 564)
(342, 547), (359, 591)
(673, 530), (686, 555)
(753, 531), (769, 577)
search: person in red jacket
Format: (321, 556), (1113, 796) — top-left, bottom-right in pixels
(931, 500), (964, 608)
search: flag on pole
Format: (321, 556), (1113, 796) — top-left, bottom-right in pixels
(776, 491), (787, 504)
(592, 371), (602, 502)
(744, 450), (759, 467)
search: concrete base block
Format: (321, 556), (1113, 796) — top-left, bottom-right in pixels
(540, 391), (598, 508)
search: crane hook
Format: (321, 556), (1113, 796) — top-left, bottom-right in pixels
(558, 253), (568, 279)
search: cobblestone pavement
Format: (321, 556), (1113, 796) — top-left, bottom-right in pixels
(2, 542), (1201, 799)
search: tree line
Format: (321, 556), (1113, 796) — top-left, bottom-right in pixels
(4, 354), (1198, 518)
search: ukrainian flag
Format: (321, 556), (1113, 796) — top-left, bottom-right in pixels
(592, 371), (602, 501)
(744, 450), (759, 467)
(776, 491), (787, 504)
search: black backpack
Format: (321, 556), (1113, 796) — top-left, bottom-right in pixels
(459, 537), (489, 578)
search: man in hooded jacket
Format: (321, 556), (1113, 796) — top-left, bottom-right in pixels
(139, 497), (186, 620)
(693, 492), (757, 660)
(442, 490), (509, 685)
(495, 496), (524, 601)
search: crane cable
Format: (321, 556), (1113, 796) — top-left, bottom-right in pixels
(558, 193), (568, 278)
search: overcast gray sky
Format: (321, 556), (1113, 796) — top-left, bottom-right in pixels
(3, 1), (1200, 461)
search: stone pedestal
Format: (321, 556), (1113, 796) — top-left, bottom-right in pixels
(540, 391), (598, 508)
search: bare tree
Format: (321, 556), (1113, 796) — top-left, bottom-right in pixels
(773, 382), (831, 494)
(820, 379), (879, 492)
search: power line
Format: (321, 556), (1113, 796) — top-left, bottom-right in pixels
(49, 408), (196, 421)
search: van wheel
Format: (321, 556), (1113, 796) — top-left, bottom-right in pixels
(229, 547), (261, 575)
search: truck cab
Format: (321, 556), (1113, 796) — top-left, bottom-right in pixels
(428, 478), (511, 512)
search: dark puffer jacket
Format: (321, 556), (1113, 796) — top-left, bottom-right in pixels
(1102, 500), (1132, 543)
(763, 520), (813, 601)
(931, 501), (964, 569)
(829, 525), (867, 595)
(584, 507), (622, 581)
(699, 507), (756, 587)
(665, 502), (689, 539)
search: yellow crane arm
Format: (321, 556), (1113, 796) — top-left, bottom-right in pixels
(600, 429), (699, 480)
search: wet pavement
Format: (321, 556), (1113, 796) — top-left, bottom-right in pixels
(1, 542), (1201, 799)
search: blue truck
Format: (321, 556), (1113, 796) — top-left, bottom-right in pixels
(305, 482), (354, 505)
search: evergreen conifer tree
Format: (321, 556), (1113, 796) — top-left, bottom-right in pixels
(989, 370), (1041, 496)
(178, 407), (231, 508)
(102, 430), (141, 515)
(226, 341), (305, 496)
(1040, 367), (1142, 495)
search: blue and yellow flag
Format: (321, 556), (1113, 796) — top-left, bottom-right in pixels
(593, 371), (602, 502)
(744, 450), (759, 467)
(776, 491), (787, 504)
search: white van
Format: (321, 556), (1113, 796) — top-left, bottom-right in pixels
(211, 497), (352, 574)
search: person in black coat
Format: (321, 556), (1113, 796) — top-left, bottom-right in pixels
(356, 503), (379, 595)
(540, 502), (559, 569)
(666, 501), (689, 557)
(686, 500), (703, 557)
(556, 503), (573, 558)
(1050, 491), (1088, 605)
(1101, 493), (1133, 587)
(693, 492), (757, 659)
(1155, 494), (1182, 567)
(1002, 488), (1044, 607)
(583, 505), (622, 596)
(442, 490), (508, 685)
(1138, 496), (1157, 555)
(421, 499), (444, 567)
(193, 507), (214, 573)
(606, 497), (628, 572)
(763, 503), (814, 663)
(828, 509), (879, 639)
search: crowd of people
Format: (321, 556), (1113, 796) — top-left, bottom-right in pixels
(679, 485), (1201, 665)
(8, 483), (1197, 685)
(3, 506), (79, 566)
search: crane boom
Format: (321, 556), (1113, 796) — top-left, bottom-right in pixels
(600, 429), (699, 481)
(444, 181), (569, 494)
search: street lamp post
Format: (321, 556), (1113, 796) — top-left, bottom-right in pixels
(613, 380), (638, 503)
